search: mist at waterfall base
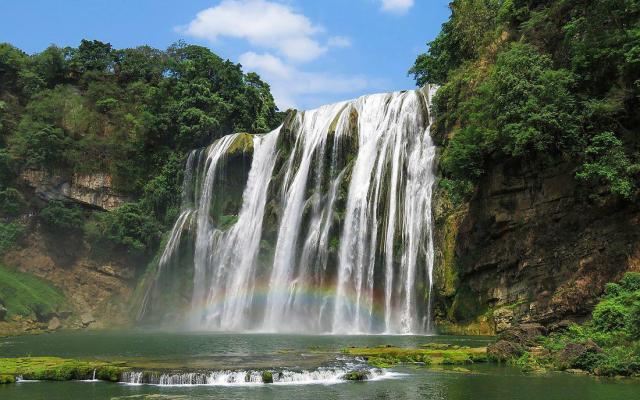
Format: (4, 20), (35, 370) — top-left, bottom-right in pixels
(139, 88), (438, 334)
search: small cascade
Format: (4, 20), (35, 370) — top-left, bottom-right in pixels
(141, 87), (438, 334)
(120, 367), (387, 386)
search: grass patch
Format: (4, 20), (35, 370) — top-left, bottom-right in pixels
(0, 264), (68, 318)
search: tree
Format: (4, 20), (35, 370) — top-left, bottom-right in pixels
(68, 39), (114, 75)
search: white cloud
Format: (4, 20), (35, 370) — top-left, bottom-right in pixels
(327, 36), (351, 48)
(240, 52), (370, 110)
(239, 52), (293, 79)
(180, 1), (367, 110)
(380, 0), (414, 14)
(181, 0), (332, 62)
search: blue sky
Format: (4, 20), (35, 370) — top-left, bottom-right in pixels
(1, 0), (450, 110)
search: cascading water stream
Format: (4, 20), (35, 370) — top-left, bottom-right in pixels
(198, 129), (279, 330)
(141, 87), (438, 334)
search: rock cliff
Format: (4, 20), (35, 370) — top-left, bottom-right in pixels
(20, 170), (129, 211)
(432, 158), (640, 334)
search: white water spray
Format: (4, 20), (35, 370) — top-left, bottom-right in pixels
(143, 87), (438, 334)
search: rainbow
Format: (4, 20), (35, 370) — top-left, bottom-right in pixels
(183, 278), (391, 333)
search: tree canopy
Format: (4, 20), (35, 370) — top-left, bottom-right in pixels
(412, 0), (640, 201)
(0, 39), (282, 256)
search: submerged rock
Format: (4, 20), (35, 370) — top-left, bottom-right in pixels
(565, 368), (588, 375)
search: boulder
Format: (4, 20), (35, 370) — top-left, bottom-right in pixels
(47, 316), (61, 330)
(0, 304), (7, 321)
(565, 368), (588, 374)
(557, 339), (602, 368)
(499, 323), (547, 347)
(487, 340), (524, 362)
(342, 371), (368, 381)
(80, 313), (95, 326)
(548, 320), (573, 333)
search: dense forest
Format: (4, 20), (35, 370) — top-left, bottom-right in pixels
(0, 40), (282, 259)
(411, 0), (640, 376)
(411, 0), (639, 204)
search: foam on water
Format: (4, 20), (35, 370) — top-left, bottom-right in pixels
(120, 367), (396, 387)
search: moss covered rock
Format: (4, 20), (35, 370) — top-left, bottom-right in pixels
(342, 370), (367, 381)
(261, 371), (273, 383)
(0, 357), (125, 382)
(343, 346), (487, 367)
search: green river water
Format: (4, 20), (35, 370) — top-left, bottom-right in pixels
(1, 331), (638, 399)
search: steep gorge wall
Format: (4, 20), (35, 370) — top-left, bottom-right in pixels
(432, 158), (640, 334)
(1, 172), (139, 333)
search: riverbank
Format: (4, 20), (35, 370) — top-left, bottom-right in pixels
(488, 273), (640, 378)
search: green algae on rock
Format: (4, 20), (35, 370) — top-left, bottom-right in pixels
(261, 371), (273, 383)
(0, 357), (126, 382)
(342, 370), (368, 381)
(342, 345), (488, 368)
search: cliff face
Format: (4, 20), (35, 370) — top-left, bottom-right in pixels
(0, 171), (138, 334)
(1, 221), (136, 333)
(433, 158), (640, 334)
(20, 170), (130, 211)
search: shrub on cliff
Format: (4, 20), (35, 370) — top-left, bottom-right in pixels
(592, 300), (629, 333)
(0, 222), (24, 256)
(86, 202), (162, 254)
(39, 201), (84, 232)
(0, 188), (25, 216)
(436, 42), (581, 200)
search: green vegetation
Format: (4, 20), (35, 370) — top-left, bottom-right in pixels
(342, 344), (488, 368)
(39, 201), (84, 232)
(412, 0), (640, 201)
(261, 371), (273, 383)
(342, 371), (367, 381)
(0, 188), (25, 216)
(0, 39), (282, 256)
(498, 272), (640, 376)
(0, 357), (124, 382)
(0, 264), (68, 318)
(0, 222), (24, 256)
(85, 202), (163, 253)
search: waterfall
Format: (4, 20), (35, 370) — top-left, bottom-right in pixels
(141, 87), (437, 334)
(195, 130), (279, 330)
